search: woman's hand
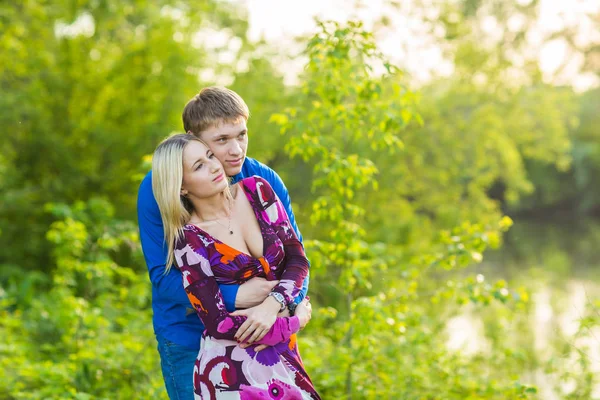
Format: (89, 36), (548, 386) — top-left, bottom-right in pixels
(240, 307), (290, 350)
(294, 297), (312, 329)
(230, 295), (281, 344)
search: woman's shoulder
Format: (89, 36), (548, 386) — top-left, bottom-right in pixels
(239, 174), (268, 185)
(176, 224), (212, 252)
(238, 176), (281, 221)
(174, 225), (213, 276)
(239, 175), (273, 193)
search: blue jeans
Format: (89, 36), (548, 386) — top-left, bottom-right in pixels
(156, 334), (197, 400)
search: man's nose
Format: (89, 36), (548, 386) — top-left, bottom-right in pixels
(229, 140), (242, 156)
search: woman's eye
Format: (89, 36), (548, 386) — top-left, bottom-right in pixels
(195, 164), (203, 170)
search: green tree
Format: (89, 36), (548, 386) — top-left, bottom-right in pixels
(0, 1), (247, 272)
(273, 20), (537, 399)
(0, 199), (163, 399)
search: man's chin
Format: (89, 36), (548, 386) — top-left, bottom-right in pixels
(224, 166), (243, 177)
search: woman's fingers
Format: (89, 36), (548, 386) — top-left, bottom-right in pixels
(237, 322), (259, 343)
(239, 342), (269, 351)
(255, 344), (268, 352)
(255, 327), (269, 342)
(234, 318), (252, 341)
(247, 327), (265, 344)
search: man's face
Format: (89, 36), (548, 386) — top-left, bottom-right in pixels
(197, 119), (248, 177)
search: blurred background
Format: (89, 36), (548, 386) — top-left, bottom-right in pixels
(1, 0), (600, 399)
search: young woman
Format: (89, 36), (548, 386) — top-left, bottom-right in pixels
(152, 133), (320, 399)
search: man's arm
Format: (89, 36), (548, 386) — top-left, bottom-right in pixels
(137, 171), (239, 311)
(254, 163), (310, 305)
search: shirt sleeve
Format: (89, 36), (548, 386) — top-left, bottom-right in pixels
(175, 230), (300, 345)
(137, 171), (239, 311)
(252, 164), (310, 304)
(252, 176), (309, 305)
(257, 164), (303, 242)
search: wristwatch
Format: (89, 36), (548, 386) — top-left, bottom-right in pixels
(268, 291), (287, 312)
(287, 302), (297, 316)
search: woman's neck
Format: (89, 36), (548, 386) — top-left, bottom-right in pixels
(189, 190), (233, 223)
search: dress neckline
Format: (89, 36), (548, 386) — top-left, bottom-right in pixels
(185, 223), (265, 261)
(185, 178), (266, 260)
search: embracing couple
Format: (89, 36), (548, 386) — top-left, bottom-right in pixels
(137, 87), (320, 399)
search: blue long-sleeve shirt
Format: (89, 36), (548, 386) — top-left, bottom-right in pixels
(137, 157), (309, 350)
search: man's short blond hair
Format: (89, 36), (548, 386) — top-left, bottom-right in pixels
(182, 87), (249, 135)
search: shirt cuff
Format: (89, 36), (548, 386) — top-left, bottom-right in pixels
(293, 292), (305, 305)
(219, 284), (240, 312)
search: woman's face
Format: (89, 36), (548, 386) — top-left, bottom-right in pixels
(181, 140), (228, 200)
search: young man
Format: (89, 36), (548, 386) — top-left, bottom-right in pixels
(137, 87), (309, 399)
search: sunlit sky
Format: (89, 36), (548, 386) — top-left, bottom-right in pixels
(244, 0), (600, 91)
(55, 1), (599, 90)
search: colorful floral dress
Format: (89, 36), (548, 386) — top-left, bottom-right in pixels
(174, 176), (320, 400)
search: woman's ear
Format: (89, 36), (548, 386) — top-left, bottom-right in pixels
(180, 189), (188, 197)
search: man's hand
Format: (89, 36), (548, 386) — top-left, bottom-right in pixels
(295, 297), (312, 330)
(235, 277), (278, 309)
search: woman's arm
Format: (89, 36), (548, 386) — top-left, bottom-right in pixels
(272, 228), (309, 305)
(252, 163), (310, 304)
(175, 230), (300, 346)
(252, 176), (310, 305)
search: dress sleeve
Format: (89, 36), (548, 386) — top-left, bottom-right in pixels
(253, 165), (310, 304)
(252, 176), (309, 305)
(175, 230), (300, 345)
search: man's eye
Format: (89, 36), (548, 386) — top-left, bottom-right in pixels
(208, 153), (215, 158)
(239, 132), (247, 138)
(218, 137), (227, 142)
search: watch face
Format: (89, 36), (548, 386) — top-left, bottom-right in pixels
(270, 292), (286, 310)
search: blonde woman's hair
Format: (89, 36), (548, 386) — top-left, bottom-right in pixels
(182, 87), (250, 135)
(152, 133), (231, 273)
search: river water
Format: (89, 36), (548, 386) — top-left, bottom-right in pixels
(446, 219), (600, 399)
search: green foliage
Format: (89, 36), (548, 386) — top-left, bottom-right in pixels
(272, 20), (541, 399)
(0, 199), (161, 399)
(517, 88), (600, 214)
(1, 1), (599, 398)
(0, 0), (246, 272)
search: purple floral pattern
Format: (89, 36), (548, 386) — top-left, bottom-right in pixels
(175, 176), (320, 399)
